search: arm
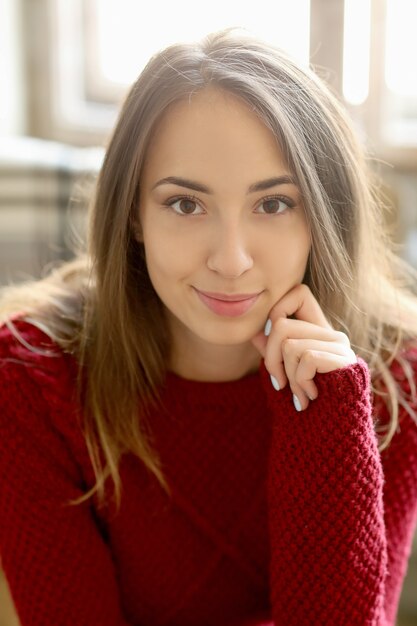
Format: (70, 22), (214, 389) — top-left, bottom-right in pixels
(262, 358), (389, 625)
(0, 324), (133, 626)
(251, 284), (417, 625)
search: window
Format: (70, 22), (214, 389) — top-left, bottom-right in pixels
(341, 0), (417, 165)
(27, 0), (310, 145)
(87, 0), (310, 97)
(383, 0), (417, 146)
(21, 0), (417, 166)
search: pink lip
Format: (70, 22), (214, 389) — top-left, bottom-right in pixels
(193, 288), (262, 317)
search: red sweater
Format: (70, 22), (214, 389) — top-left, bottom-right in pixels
(1, 319), (417, 626)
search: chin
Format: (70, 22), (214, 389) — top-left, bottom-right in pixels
(195, 324), (258, 346)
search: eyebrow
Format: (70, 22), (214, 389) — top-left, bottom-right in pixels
(151, 175), (297, 194)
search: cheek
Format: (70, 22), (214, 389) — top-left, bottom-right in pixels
(143, 234), (197, 286)
(264, 228), (310, 281)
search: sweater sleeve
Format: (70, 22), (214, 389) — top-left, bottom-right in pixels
(377, 349), (417, 625)
(0, 322), (132, 626)
(261, 354), (417, 626)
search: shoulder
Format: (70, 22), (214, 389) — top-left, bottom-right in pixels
(1, 315), (64, 354)
(0, 316), (84, 448)
(0, 316), (78, 383)
(0, 318), (96, 505)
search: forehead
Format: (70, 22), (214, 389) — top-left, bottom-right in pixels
(141, 87), (289, 182)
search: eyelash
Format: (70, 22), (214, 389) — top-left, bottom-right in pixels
(162, 194), (296, 216)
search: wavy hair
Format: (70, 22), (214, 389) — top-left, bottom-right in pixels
(2, 27), (417, 512)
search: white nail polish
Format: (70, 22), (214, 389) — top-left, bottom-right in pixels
(270, 374), (280, 391)
(264, 318), (272, 337)
(293, 394), (302, 411)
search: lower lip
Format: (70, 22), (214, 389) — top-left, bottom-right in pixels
(194, 289), (261, 317)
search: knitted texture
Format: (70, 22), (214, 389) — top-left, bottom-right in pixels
(1, 319), (417, 626)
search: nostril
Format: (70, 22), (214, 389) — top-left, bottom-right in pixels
(206, 260), (254, 278)
(206, 247), (253, 277)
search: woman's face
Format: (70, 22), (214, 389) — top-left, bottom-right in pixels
(137, 87), (311, 354)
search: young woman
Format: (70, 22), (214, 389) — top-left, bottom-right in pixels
(1, 27), (417, 626)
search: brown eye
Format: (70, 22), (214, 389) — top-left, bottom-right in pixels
(178, 199), (198, 214)
(264, 199), (282, 214)
(257, 196), (294, 214)
(164, 195), (205, 216)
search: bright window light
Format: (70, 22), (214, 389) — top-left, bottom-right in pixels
(385, 0), (417, 97)
(343, 0), (371, 105)
(95, 0), (310, 87)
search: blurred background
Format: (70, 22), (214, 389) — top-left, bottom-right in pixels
(0, 0), (416, 625)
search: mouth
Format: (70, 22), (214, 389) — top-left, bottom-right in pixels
(193, 288), (263, 317)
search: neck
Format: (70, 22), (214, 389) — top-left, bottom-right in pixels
(168, 337), (262, 383)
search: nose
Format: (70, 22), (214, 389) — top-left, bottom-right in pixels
(206, 221), (254, 278)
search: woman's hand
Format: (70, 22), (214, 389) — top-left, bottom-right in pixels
(251, 284), (357, 411)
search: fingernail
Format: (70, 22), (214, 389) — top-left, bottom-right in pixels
(270, 374), (280, 391)
(264, 318), (272, 337)
(293, 394), (302, 411)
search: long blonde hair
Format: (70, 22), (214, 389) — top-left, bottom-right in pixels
(2, 27), (417, 512)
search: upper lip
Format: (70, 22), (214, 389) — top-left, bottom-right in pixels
(195, 289), (262, 302)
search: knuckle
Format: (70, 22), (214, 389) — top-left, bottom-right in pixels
(302, 349), (316, 363)
(274, 317), (290, 334)
(348, 348), (357, 361)
(335, 330), (350, 345)
(282, 338), (294, 355)
(299, 283), (311, 296)
(294, 359), (312, 384)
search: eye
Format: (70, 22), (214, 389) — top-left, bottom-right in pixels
(256, 195), (295, 214)
(163, 195), (204, 216)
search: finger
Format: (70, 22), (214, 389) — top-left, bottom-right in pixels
(282, 339), (357, 400)
(298, 350), (357, 375)
(280, 338), (353, 400)
(292, 350), (357, 411)
(282, 337), (355, 357)
(269, 283), (333, 329)
(263, 318), (347, 389)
